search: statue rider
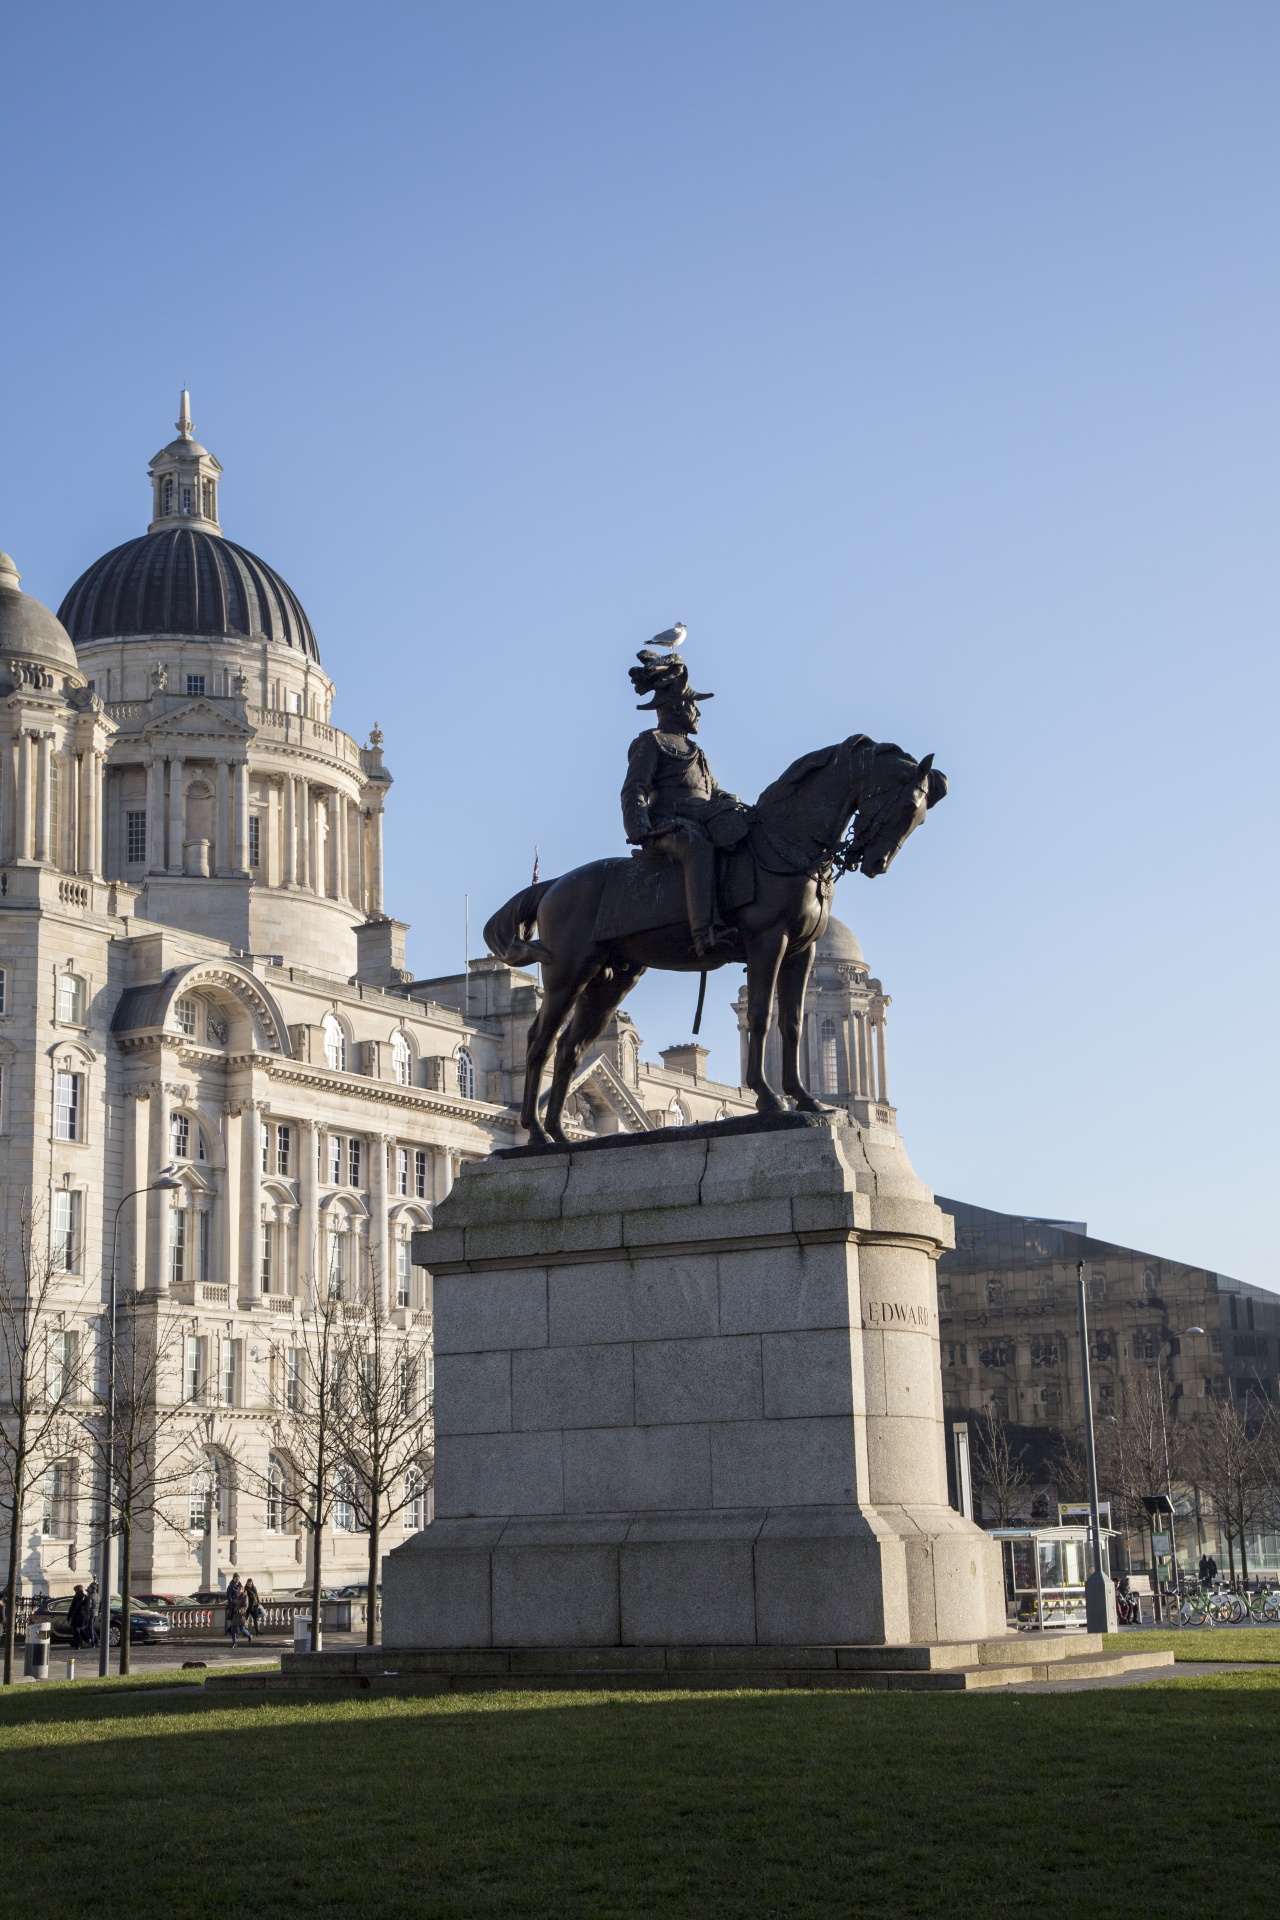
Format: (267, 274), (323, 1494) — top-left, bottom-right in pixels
(620, 652), (752, 959)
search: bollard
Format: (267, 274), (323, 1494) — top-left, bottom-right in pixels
(65, 1657), (75, 1681)
(24, 1619), (51, 1681)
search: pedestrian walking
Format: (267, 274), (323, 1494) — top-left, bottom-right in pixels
(1198, 1554), (1210, 1586)
(1205, 1554), (1219, 1587)
(224, 1576), (251, 1649)
(68, 1584), (90, 1651)
(85, 1579), (100, 1648)
(244, 1578), (265, 1635)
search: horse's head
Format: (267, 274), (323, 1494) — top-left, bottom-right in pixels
(847, 744), (947, 878)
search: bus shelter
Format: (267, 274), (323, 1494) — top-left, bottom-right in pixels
(991, 1526), (1128, 1629)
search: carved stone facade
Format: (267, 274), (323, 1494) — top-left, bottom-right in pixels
(0, 398), (895, 1597)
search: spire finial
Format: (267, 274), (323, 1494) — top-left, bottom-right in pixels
(176, 389), (193, 440)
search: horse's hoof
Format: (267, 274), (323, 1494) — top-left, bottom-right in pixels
(791, 1095), (834, 1115)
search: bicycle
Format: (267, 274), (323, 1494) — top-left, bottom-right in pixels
(1245, 1586), (1280, 1624)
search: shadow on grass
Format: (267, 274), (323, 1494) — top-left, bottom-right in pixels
(1, 1684), (1279, 1918)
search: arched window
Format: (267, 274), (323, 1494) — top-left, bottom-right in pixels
(405, 1465), (429, 1530)
(322, 1014), (347, 1072)
(189, 1453), (230, 1533)
(392, 1031), (412, 1087)
(456, 1047), (475, 1099)
(669, 1097), (690, 1127)
(162, 476), (174, 515)
(820, 1019), (840, 1097)
(266, 1455), (288, 1532)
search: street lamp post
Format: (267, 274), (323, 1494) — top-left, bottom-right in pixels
(98, 1169), (182, 1678)
(1076, 1260), (1116, 1632)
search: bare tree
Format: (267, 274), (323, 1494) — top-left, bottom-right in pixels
(263, 1282), (345, 1649)
(971, 1402), (1031, 1524)
(75, 1296), (195, 1673)
(0, 1197), (93, 1686)
(1194, 1388), (1271, 1584)
(332, 1287), (433, 1643)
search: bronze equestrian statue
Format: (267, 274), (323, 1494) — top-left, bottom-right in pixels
(485, 648), (947, 1147)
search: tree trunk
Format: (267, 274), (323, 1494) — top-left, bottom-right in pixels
(310, 1509), (324, 1651)
(366, 1511), (379, 1645)
(118, 1520), (132, 1675)
(3, 1484), (23, 1687)
(1238, 1500), (1249, 1585)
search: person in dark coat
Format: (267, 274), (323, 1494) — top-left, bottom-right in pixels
(243, 1578), (264, 1635)
(68, 1585), (90, 1651)
(224, 1576), (251, 1648)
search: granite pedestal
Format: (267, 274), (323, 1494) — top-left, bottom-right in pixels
(386, 1112), (1005, 1650)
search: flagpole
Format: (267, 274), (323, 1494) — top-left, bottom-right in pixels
(464, 893), (469, 1016)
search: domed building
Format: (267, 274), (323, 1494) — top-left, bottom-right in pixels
(0, 398), (895, 1605)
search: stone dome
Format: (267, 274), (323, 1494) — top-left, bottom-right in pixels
(57, 527), (320, 661)
(816, 915), (865, 965)
(0, 552), (83, 680)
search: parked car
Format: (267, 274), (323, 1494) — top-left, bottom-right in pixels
(334, 1583), (382, 1599)
(32, 1595), (172, 1646)
(185, 1590), (230, 1606)
(130, 1593), (183, 1611)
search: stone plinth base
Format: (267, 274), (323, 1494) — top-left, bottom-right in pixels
(390, 1113), (1005, 1650)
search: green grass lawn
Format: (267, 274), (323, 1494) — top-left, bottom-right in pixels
(1106, 1626), (1280, 1661)
(2, 1669), (1279, 1918)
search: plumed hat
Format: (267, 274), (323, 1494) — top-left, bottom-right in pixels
(629, 649), (714, 711)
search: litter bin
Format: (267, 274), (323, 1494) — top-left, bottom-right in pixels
(24, 1618), (51, 1680)
(292, 1613), (312, 1655)
(321, 1599), (352, 1633)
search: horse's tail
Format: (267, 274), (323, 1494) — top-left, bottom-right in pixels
(484, 881), (555, 967)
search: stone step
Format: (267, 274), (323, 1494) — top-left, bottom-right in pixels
(206, 1643), (1174, 1698)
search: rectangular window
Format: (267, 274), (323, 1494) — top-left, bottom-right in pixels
(174, 997), (197, 1037)
(186, 674), (206, 697)
(170, 1112), (190, 1159)
(261, 1222), (273, 1293)
(221, 1339), (238, 1407)
(52, 1190), (81, 1274)
(288, 691), (302, 715)
(57, 975), (84, 1023)
(414, 1149), (428, 1200)
(0, 966), (7, 1014)
(261, 1122), (270, 1174)
(248, 815), (261, 868)
(327, 1135), (341, 1184)
(395, 1238), (411, 1309)
(42, 1461), (71, 1538)
(275, 1124), (291, 1176)
(54, 1071), (81, 1142)
(348, 1137), (361, 1187)
(327, 1229), (346, 1297)
(198, 1210), (211, 1285)
(286, 1347), (303, 1412)
(170, 1208), (187, 1288)
(184, 1333), (202, 1402)
(49, 1328), (77, 1400)
(396, 1147), (409, 1197)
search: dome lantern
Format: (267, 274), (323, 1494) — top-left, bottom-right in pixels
(147, 390), (223, 534)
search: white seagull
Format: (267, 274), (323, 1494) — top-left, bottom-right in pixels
(648, 621), (687, 650)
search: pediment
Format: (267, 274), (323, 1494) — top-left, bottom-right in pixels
(566, 1050), (654, 1132)
(141, 698), (255, 745)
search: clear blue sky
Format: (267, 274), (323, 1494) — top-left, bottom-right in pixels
(3, 3), (1277, 1284)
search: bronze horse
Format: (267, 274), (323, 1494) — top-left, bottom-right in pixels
(485, 734), (946, 1146)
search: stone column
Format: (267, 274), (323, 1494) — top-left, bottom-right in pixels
(33, 732), (53, 864)
(91, 750), (105, 876)
(242, 1101), (264, 1306)
(873, 1016), (888, 1105)
(336, 793), (350, 903)
(216, 761), (231, 873)
(282, 775), (297, 887)
(125, 1087), (151, 1286)
(298, 781), (312, 893)
(352, 797), (366, 913)
(368, 805), (385, 916)
(145, 754), (164, 871)
(15, 732), (32, 860)
(326, 791), (342, 900)
(298, 1116), (319, 1294)
(232, 763), (249, 873)
(167, 756), (185, 873)
(369, 1133), (390, 1312)
(76, 753), (91, 875)
(146, 1082), (174, 1292)
(222, 1101), (242, 1299)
